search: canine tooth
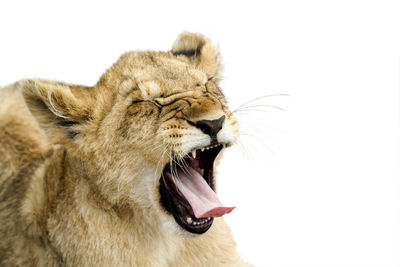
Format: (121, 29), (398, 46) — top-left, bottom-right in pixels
(192, 150), (196, 159)
(187, 217), (193, 224)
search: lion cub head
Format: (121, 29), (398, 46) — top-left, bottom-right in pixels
(22, 33), (239, 235)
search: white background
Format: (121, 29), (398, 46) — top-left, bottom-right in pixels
(1, 1), (399, 266)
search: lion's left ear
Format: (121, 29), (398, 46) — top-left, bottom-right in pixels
(171, 32), (220, 77)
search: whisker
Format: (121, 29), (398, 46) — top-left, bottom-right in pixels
(158, 146), (169, 177)
(239, 131), (275, 151)
(180, 155), (193, 176)
(234, 104), (286, 112)
(234, 108), (277, 115)
(155, 146), (168, 181)
(238, 121), (287, 134)
(232, 94), (289, 113)
(234, 139), (252, 159)
(238, 127), (278, 160)
(170, 152), (181, 186)
(150, 142), (167, 152)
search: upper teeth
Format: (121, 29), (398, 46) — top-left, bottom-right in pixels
(191, 144), (224, 158)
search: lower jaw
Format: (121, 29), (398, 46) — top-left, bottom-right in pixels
(174, 213), (214, 234)
(173, 200), (214, 234)
(159, 181), (214, 234)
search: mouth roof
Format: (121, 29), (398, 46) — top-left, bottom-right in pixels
(159, 143), (235, 234)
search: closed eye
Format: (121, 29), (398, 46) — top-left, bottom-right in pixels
(130, 100), (162, 109)
(154, 99), (164, 107)
(154, 91), (193, 106)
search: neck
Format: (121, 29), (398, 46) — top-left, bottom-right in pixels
(41, 150), (181, 265)
(62, 150), (168, 238)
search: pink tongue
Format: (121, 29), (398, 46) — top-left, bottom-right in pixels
(166, 166), (235, 218)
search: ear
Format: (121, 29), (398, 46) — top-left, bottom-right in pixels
(21, 79), (93, 142)
(171, 32), (221, 77)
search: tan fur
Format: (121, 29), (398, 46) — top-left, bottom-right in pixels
(0, 33), (250, 266)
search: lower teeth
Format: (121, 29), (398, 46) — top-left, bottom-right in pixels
(186, 217), (211, 225)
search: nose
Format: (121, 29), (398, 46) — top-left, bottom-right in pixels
(190, 115), (225, 139)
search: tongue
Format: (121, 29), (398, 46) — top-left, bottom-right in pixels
(166, 166), (235, 218)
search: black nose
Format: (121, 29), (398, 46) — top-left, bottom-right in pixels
(190, 115), (225, 138)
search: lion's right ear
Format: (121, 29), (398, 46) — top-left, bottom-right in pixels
(21, 79), (93, 142)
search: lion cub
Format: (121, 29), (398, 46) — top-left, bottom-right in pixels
(0, 33), (251, 266)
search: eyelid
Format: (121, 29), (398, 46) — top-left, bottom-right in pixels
(132, 99), (162, 108)
(153, 99), (163, 107)
(154, 91), (194, 106)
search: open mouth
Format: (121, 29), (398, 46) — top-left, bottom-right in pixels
(159, 143), (235, 234)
